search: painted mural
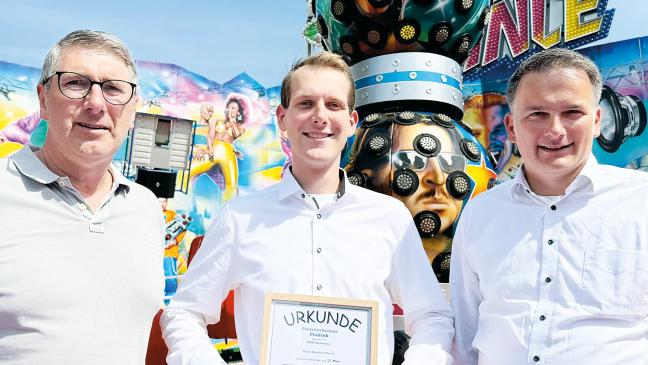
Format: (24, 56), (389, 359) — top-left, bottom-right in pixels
(462, 36), (648, 183)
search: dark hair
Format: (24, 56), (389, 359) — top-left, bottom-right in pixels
(507, 48), (602, 106)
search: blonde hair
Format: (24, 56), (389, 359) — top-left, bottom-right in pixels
(280, 51), (355, 111)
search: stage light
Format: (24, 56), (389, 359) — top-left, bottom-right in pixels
(414, 211), (441, 238)
(455, 0), (474, 14)
(597, 85), (647, 153)
(429, 23), (452, 46)
(317, 15), (329, 39)
(453, 34), (472, 56)
(395, 19), (420, 45)
(339, 35), (358, 57)
(460, 138), (481, 162)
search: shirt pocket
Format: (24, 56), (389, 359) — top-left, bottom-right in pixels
(581, 249), (648, 317)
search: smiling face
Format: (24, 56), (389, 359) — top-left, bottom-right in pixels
(226, 100), (240, 123)
(276, 65), (358, 173)
(200, 103), (214, 123)
(505, 68), (600, 194)
(392, 123), (464, 234)
(37, 47), (138, 165)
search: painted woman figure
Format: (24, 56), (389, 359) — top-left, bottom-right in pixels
(190, 93), (249, 201)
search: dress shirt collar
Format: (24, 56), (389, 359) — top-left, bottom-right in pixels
(278, 166), (352, 202)
(10, 144), (133, 192)
(510, 153), (600, 200)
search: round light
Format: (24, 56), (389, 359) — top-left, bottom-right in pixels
(367, 30), (381, 44)
(414, 133), (441, 157)
(432, 113), (455, 128)
(414, 211), (441, 238)
(446, 171), (471, 199)
(395, 110), (418, 125)
(460, 138), (481, 162)
(392, 169), (419, 196)
(333, 0), (345, 16)
(395, 19), (420, 45)
(366, 133), (391, 156)
(400, 25), (416, 41)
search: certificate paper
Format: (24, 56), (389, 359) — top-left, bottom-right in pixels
(259, 293), (378, 365)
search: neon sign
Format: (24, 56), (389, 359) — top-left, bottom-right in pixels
(463, 0), (614, 79)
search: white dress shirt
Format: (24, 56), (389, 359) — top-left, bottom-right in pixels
(450, 156), (648, 365)
(162, 169), (454, 365)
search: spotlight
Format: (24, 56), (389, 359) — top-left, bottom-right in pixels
(395, 18), (421, 45)
(330, 0), (355, 24)
(429, 22), (453, 46)
(460, 138), (481, 162)
(316, 16), (329, 39)
(392, 168), (419, 196)
(431, 250), (452, 283)
(414, 133), (441, 157)
(455, 0), (475, 14)
(597, 85), (647, 153)
(446, 171), (471, 199)
(432, 113), (455, 128)
(453, 34), (472, 56)
(366, 133), (391, 156)
(339, 35), (358, 57)
(361, 112), (384, 128)
(347, 171), (367, 187)
(359, 22), (388, 49)
(478, 7), (490, 30)
(414, 211), (441, 238)
(395, 111), (420, 125)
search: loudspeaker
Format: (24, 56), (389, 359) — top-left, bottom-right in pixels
(597, 85), (646, 153)
(136, 167), (177, 198)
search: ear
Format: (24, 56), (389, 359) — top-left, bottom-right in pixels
(37, 84), (49, 121)
(504, 112), (516, 144)
(276, 104), (287, 132)
(347, 110), (359, 137)
(592, 105), (601, 138)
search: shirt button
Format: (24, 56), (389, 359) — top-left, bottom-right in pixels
(539, 315), (546, 321)
(316, 247), (322, 253)
(533, 355), (540, 362)
(550, 205), (556, 210)
(316, 284), (322, 290)
(301, 193), (306, 198)
(57, 180), (65, 187)
(547, 239), (554, 245)
(316, 213), (322, 219)
(545, 277), (552, 283)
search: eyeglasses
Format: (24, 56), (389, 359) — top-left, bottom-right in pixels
(393, 150), (466, 173)
(43, 71), (136, 105)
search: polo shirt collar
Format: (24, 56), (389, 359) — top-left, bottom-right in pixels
(10, 144), (132, 192)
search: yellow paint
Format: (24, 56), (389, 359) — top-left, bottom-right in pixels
(565, 0), (602, 42)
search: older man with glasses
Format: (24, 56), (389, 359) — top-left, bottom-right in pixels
(0, 30), (164, 365)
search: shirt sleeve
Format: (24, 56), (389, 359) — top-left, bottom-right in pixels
(449, 204), (481, 365)
(161, 205), (237, 365)
(388, 206), (455, 365)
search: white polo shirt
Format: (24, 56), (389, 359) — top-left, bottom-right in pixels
(0, 145), (165, 365)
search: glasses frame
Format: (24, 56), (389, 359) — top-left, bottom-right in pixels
(392, 150), (467, 173)
(43, 71), (137, 105)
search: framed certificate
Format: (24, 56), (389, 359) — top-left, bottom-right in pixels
(259, 293), (379, 365)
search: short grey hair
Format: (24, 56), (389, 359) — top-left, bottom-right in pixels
(507, 48), (602, 107)
(40, 30), (138, 86)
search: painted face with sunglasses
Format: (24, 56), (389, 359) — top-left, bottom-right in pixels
(391, 123), (465, 244)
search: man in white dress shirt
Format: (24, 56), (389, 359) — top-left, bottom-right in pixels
(161, 51), (454, 365)
(450, 48), (648, 364)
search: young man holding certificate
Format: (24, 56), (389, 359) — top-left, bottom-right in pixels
(161, 51), (454, 365)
